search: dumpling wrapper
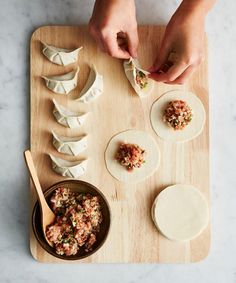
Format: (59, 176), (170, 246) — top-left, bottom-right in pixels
(76, 65), (103, 103)
(123, 58), (154, 97)
(150, 90), (206, 142)
(105, 130), (160, 183)
(52, 131), (88, 156)
(53, 99), (88, 129)
(152, 184), (209, 241)
(42, 42), (83, 66)
(49, 154), (87, 178)
(42, 68), (79, 95)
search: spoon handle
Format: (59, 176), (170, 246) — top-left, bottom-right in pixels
(24, 150), (50, 210)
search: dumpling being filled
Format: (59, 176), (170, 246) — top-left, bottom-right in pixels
(123, 58), (154, 97)
(49, 154), (87, 178)
(52, 131), (88, 156)
(52, 99), (88, 129)
(76, 65), (103, 103)
(42, 68), (79, 95)
(42, 42), (83, 66)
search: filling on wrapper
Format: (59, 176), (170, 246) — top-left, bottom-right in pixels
(115, 143), (145, 172)
(136, 70), (148, 89)
(46, 187), (103, 256)
(163, 100), (193, 130)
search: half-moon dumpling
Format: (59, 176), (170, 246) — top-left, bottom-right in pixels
(42, 42), (83, 66)
(53, 99), (88, 129)
(123, 58), (154, 97)
(76, 65), (103, 103)
(52, 131), (88, 156)
(42, 68), (79, 95)
(49, 154), (87, 178)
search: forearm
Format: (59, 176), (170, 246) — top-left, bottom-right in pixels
(94, 0), (134, 6)
(179, 0), (216, 17)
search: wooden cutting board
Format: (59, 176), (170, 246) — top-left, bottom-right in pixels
(30, 26), (210, 263)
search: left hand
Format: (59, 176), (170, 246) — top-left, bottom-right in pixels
(149, 7), (206, 85)
(89, 0), (138, 59)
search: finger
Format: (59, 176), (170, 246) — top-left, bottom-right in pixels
(103, 32), (131, 59)
(149, 62), (188, 83)
(165, 66), (195, 85)
(126, 29), (139, 58)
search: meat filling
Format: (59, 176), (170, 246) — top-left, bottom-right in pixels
(136, 71), (148, 89)
(46, 187), (103, 256)
(163, 100), (193, 130)
(115, 143), (145, 171)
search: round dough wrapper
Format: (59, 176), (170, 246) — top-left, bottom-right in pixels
(150, 90), (206, 142)
(152, 184), (209, 241)
(105, 130), (160, 183)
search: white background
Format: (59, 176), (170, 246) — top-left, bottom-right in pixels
(0, 0), (235, 282)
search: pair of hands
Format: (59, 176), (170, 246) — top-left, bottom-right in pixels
(89, 0), (206, 85)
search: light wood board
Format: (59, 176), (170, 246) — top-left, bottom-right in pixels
(30, 26), (210, 263)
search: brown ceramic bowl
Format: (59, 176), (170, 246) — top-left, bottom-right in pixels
(32, 180), (111, 260)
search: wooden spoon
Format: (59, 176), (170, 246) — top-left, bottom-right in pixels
(24, 150), (55, 247)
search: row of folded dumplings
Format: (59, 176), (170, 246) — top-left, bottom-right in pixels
(41, 42), (103, 178)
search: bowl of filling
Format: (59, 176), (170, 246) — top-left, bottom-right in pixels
(32, 180), (111, 260)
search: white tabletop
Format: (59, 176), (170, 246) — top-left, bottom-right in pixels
(0, 0), (235, 282)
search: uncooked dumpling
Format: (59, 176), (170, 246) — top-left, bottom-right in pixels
(42, 42), (83, 66)
(150, 90), (206, 142)
(53, 99), (88, 129)
(152, 184), (209, 241)
(52, 131), (88, 156)
(49, 154), (87, 178)
(76, 65), (103, 103)
(105, 130), (160, 183)
(123, 58), (154, 97)
(42, 68), (79, 95)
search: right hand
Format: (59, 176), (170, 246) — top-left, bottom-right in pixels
(148, 3), (206, 85)
(89, 0), (139, 59)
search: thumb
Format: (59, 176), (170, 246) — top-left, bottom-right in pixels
(126, 29), (139, 58)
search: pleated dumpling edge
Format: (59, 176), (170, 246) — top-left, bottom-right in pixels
(42, 41), (83, 66)
(52, 131), (88, 156)
(76, 65), (103, 103)
(49, 154), (87, 178)
(42, 67), (79, 95)
(52, 98), (88, 129)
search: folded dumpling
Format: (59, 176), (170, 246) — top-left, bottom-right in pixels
(123, 58), (154, 97)
(42, 68), (79, 95)
(52, 131), (88, 156)
(49, 154), (87, 178)
(76, 65), (103, 103)
(42, 42), (83, 66)
(53, 99), (88, 129)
